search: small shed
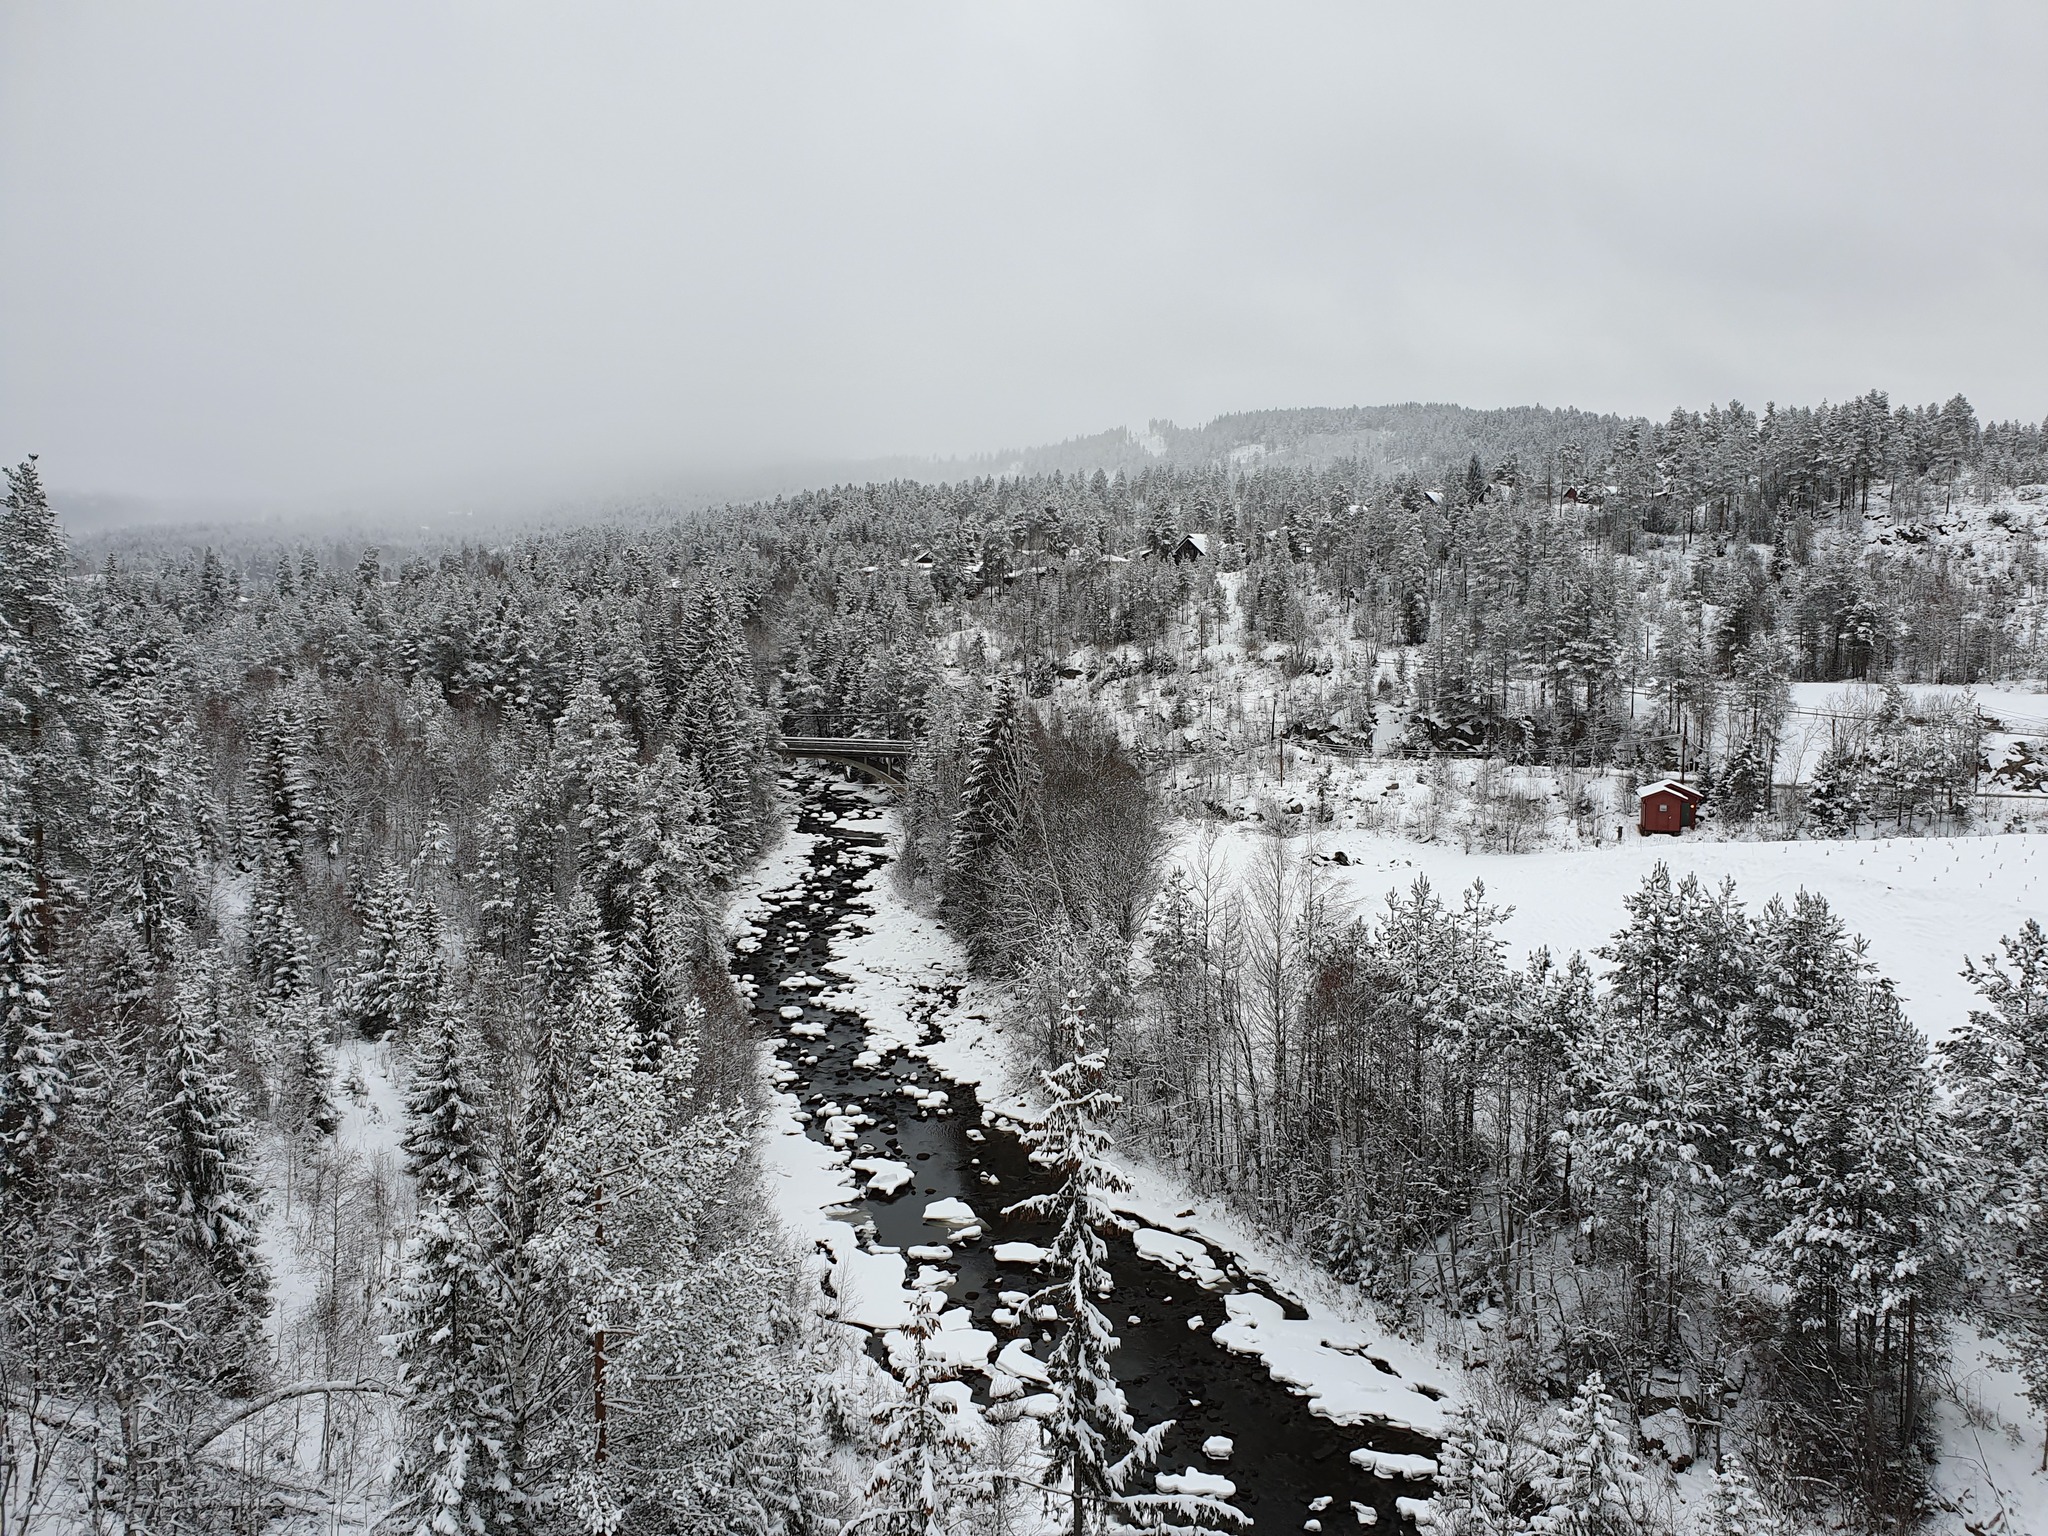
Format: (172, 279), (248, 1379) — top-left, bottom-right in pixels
(1170, 532), (1212, 564)
(1638, 779), (1703, 836)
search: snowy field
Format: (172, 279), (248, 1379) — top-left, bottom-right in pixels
(1182, 820), (2046, 1044)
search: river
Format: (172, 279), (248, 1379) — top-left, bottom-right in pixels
(735, 773), (1437, 1531)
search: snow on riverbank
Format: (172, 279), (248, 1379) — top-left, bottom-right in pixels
(745, 783), (1465, 1501)
(805, 808), (1470, 1455)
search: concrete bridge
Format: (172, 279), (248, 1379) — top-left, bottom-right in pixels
(774, 735), (915, 789)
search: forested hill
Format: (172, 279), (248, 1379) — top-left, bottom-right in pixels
(950, 392), (2044, 493)
(5, 379), (2048, 1532)
(962, 402), (1639, 480)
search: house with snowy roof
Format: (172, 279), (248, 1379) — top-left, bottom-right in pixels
(1637, 778), (1703, 836)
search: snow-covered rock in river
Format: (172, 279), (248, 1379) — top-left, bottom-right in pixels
(1350, 1448), (1437, 1480)
(921, 1196), (978, 1226)
(850, 1157), (913, 1197)
(1211, 1291), (1450, 1437)
(1201, 1435), (1234, 1461)
(1134, 1226), (1229, 1288)
(1156, 1468), (1236, 1498)
(994, 1337), (1052, 1383)
(992, 1240), (1049, 1266)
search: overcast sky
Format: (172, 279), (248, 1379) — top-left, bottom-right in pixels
(3, 3), (2045, 516)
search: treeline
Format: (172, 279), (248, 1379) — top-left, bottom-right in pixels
(1113, 848), (2047, 1530)
(719, 387), (2046, 797)
(0, 458), (863, 1532)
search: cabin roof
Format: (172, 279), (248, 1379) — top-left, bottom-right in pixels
(1638, 779), (1703, 802)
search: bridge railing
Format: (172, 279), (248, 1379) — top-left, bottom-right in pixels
(780, 708), (919, 740)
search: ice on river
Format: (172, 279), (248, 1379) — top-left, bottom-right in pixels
(1351, 1448), (1439, 1481)
(1133, 1226), (1228, 1289)
(994, 1338), (1051, 1384)
(850, 1156), (913, 1197)
(1212, 1292), (1450, 1438)
(1157, 1468), (1237, 1498)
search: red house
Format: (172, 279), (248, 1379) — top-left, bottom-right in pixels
(1637, 778), (1703, 836)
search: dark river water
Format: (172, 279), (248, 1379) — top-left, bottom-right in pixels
(735, 774), (1436, 1532)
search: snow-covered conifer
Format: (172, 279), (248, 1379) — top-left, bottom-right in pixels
(1005, 994), (1232, 1535)
(1691, 1454), (1783, 1536)
(1942, 918), (2048, 1453)
(1425, 1398), (1529, 1536)
(0, 872), (68, 1199)
(404, 999), (487, 1208)
(255, 694), (320, 880)
(945, 680), (1025, 935)
(865, 1290), (981, 1534)
(1530, 1372), (1655, 1535)
(161, 949), (270, 1315)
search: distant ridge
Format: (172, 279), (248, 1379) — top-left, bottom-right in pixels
(932, 402), (1642, 482)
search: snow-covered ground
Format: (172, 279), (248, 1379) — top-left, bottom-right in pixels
(1173, 818), (2044, 1045)
(747, 771), (2048, 1530)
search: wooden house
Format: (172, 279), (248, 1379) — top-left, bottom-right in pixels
(1637, 778), (1703, 835)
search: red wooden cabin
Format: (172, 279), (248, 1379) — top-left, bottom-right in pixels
(1637, 778), (1703, 836)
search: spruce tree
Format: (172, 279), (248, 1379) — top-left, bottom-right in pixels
(95, 681), (198, 965)
(161, 949), (270, 1318)
(256, 694), (320, 881)
(1942, 918), (2048, 1463)
(1693, 1455), (1783, 1536)
(404, 999), (488, 1208)
(1529, 1372), (1653, 1535)
(1, 458), (100, 928)
(1428, 1397), (1529, 1536)
(865, 1291), (980, 1535)
(0, 870), (69, 1200)
(945, 680), (1025, 935)
(1004, 995), (1227, 1535)
(389, 992), (514, 1535)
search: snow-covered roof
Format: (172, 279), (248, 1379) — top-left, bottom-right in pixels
(1182, 532), (1212, 555)
(1638, 778), (1702, 801)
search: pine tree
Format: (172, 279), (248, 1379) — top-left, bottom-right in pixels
(1530, 1372), (1654, 1536)
(1942, 918), (2048, 1464)
(161, 949), (270, 1318)
(865, 1290), (981, 1535)
(1692, 1455), (1783, 1536)
(1004, 995), (1230, 1535)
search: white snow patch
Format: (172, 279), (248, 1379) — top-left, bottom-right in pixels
(1211, 1292), (1450, 1437)
(1156, 1467), (1236, 1498)
(850, 1157), (914, 1197)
